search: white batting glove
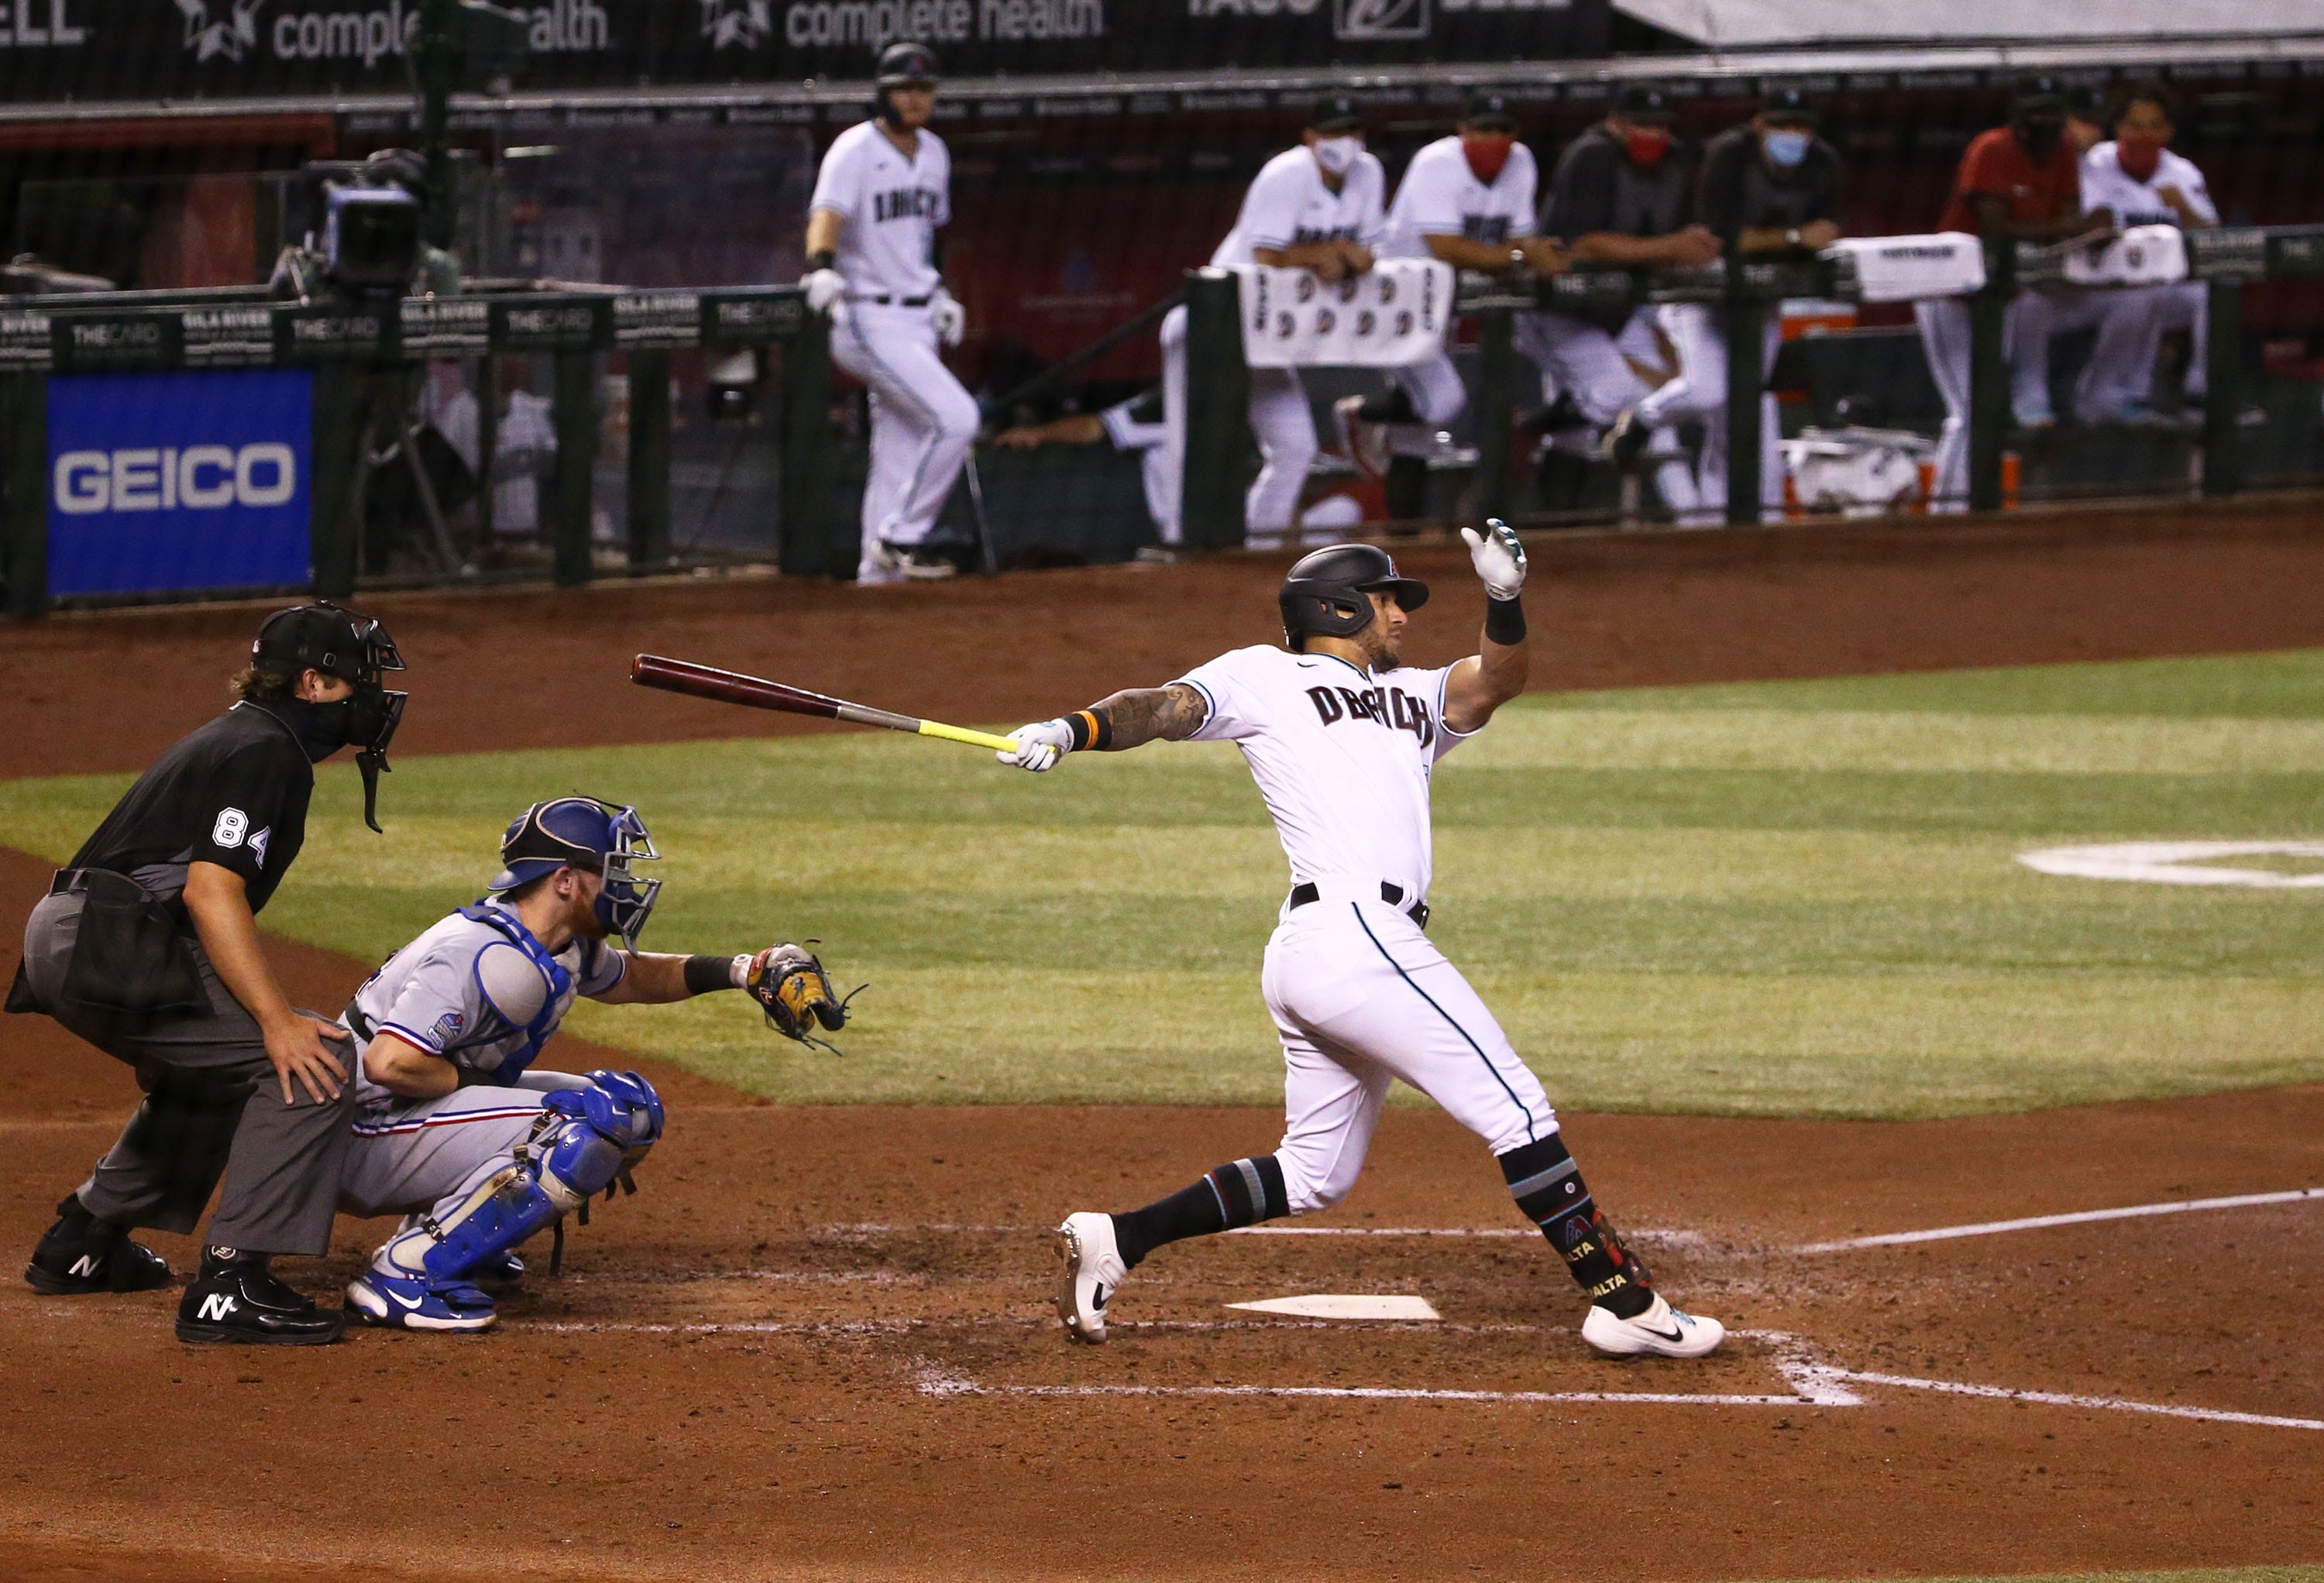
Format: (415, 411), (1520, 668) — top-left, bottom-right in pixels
(997, 719), (1075, 773)
(931, 290), (966, 349)
(801, 269), (845, 315)
(1461, 518), (1528, 600)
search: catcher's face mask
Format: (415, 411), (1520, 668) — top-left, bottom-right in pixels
(592, 803), (662, 949)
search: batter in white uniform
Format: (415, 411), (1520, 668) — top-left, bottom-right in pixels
(335, 797), (808, 1331)
(800, 41), (975, 585)
(1336, 91), (1564, 520)
(1158, 95), (1387, 548)
(1000, 525), (1725, 1359)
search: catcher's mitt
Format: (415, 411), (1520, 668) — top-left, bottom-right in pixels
(744, 942), (863, 1055)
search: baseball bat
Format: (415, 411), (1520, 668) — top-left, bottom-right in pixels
(630, 654), (1019, 754)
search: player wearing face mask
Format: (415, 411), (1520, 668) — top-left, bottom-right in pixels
(1603, 88), (1842, 524)
(1157, 96), (1387, 547)
(1532, 85), (1723, 520)
(1335, 91), (1567, 521)
(2076, 81), (2229, 424)
(1915, 77), (2114, 507)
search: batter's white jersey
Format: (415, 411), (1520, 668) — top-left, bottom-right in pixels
(1211, 146), (1387, 268)
(1384, 136), (1538, 260)
(810, 120), (952, 299)
(1177, 645), (1477, 907)
(2080, 143), (2218, 230)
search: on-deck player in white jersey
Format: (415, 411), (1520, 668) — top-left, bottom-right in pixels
(1156, 95), (1388, 548)
(2076, 81), (2221, 419)
(800, 41), (975, 585)
(1335, 90), (1566, 521)
(997, 526), (1726, 1361)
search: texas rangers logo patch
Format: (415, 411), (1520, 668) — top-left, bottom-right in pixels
(431, 1011), (467, 1046)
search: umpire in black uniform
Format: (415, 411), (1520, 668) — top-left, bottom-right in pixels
(8, 603), (407, 1344)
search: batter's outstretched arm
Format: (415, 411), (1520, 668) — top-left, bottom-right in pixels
(998, 683), (1208, 772)
(1442, 520), (1531, 735)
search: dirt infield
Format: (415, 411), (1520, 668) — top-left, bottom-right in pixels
(3, 500), (2323, 1583)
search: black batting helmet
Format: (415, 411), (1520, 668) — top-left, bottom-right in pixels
(1278, 544), (1429, 649)
(877, 40), (939, 88)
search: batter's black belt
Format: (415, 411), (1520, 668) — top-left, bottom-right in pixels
(851, 293), (933, 307)
(1288, 881), (1428, 929)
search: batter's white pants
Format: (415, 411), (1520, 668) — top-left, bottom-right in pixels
(2009, 287), (2171, 420)
(1160, 304), (1319, 545)
(830, 301), (978, 581)
(1634, 303), (1785, 526)
(1260, 889), (1556, 1214)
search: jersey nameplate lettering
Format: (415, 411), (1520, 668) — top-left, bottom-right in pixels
(1305, 683), (1435, 747)
(874, 187), (943, 223)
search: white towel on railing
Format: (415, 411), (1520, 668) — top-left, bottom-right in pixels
(2061, 224), (2189, 286)
(1232, 259), (1454, 369)
(1822, 233), (1987, 303)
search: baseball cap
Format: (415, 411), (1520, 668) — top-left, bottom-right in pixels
(1759, 85), (1819, 124)
(1308, 94), (1363, 134)
(1461, 89), (1519, 132)
(1616, 84), (1675, 122)
(2013, 74), (2066, 112)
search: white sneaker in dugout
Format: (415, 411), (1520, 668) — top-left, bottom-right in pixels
(1054, 1211), (1127, 1344)
(1580, 1292), (1725, 1358)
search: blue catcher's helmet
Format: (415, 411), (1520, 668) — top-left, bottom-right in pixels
(488, 796), (662, 946)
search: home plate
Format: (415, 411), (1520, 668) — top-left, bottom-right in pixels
(1225, 1294), (1442, 1321)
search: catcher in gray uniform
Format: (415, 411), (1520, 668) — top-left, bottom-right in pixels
(336, 795), (854, 1331)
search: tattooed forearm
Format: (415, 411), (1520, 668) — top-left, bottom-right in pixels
(1090, 683), (1208, 749)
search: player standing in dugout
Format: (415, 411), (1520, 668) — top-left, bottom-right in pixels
(799, 40), (977, 586)
(1604, 87), (1844, 523)
(9, 604), (407, 1344)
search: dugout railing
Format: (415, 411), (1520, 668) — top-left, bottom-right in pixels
(1172, 222), (2324, 546)
(4, 225), (2322, 615)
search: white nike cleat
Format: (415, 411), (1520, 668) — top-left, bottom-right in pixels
(1054, 1212), (1126, 1344)
(1580, 1292), (1725, 1358)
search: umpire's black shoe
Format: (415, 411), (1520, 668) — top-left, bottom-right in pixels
(23, 1195), (173, 1296)
(175, 1249), (343, 1346)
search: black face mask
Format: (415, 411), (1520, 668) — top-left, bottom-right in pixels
(274, 695), (356, 761)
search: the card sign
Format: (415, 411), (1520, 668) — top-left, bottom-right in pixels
(46, 368), (313, 599)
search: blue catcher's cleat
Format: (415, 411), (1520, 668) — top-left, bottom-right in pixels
(344, 1268), (498, 1332)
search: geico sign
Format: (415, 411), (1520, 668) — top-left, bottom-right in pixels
(53, 445), (298, 514)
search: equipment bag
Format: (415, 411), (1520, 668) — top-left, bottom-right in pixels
(55, 869), (208, 1020)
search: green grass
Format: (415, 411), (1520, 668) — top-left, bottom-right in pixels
(5, 648), (2322, 1118)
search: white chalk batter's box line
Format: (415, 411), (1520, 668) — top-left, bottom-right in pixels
(822, 1184), (2324, 1255)
(906, 1327), (2324, 1433)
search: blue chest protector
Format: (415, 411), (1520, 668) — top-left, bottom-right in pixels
(457, 902), (575, 1080)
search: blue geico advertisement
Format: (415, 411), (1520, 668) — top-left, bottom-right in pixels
(47, 369), (314, 598)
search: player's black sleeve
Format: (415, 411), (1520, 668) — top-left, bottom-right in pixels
(1697, 133), (1748, 245)
(1803, 141), (1844, 224)
(189, 740), (301, 891)
(1541, 136), (1617, 243)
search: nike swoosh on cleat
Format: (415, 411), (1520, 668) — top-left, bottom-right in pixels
(1642, 1323), (1685, 1343)
(387, 1289), (425, 1310)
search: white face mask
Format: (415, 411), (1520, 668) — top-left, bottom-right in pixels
(1312, 135), (1363, 177)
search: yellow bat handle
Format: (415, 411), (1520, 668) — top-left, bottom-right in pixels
(917, 720), (1022, 753)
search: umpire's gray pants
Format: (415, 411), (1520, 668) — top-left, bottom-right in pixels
(21, 891), (352, 1257)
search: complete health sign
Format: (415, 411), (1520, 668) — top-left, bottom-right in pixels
(46, 369), (313, 599)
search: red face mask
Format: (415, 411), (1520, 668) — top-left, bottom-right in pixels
(1463, 134), (1514, 185)
(2116, 132), (2167, 182)
(1624, 127), (1672, 167)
